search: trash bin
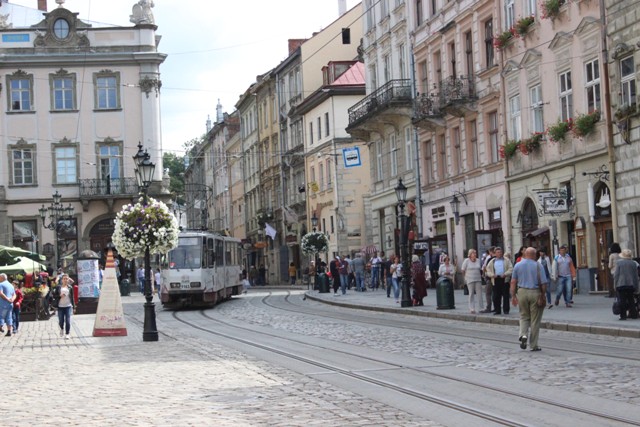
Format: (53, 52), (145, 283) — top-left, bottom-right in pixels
(119, 279), (130, 296)
(436, 276), (455, 309)
(318, 273), (330, 293)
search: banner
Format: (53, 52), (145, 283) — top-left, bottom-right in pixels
(93, 250), (127, 337)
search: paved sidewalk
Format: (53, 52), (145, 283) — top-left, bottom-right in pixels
(305, 287), (640, 338)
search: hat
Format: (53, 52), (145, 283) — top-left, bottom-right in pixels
(620, 249), (633, 259)
(412, 254), (420, 263)
(336, 256), (340, 260)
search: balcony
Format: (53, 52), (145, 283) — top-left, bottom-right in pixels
(413, 93), (445, 131)
(79, 178), (138, 198)
(439, 75), (477, 117)
(346, 79), (412, 140)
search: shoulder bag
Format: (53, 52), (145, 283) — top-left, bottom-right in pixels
(536, 265), (546, 307)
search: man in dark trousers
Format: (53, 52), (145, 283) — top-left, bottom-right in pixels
(329, 255), (341, 295)
(485, 247), (514, 315)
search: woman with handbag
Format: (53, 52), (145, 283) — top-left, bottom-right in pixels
(461, 249), (483, 314)
(53, 274), (75, 340)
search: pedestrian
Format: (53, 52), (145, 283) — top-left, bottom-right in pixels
(510, 247), (549, 351)
(411, 254), (428, 306)
(613, 249), (639, 320)
(608, 243), (622, 298)
(370, 251), (382, 289)
(0, 274), (16, 336)
(351, 253), (366, 292)
(345, 255), (355, 290)
(338, 256), (349, 294)
(288, 262), (297, 286)
(384, 254), (394, 297)
(480, 247), (495, 313)
(329, 255), (341, 295)
(53, 274), (75, 339)
(514, 246), (526, 264)
(12, 280), (23, 334)
(249, 265), (258, 287)
(154, 268), (162, 295)
(438, 255), (456, 281)
(258, 264), (267, 286)
(537, 249), (553, 309)
(485, 247), (514, 315)
(137, 265), (145, 294)
(551, 244), (576, 307)
(461, 249), (483, 314)
(389, 256), (401, 303)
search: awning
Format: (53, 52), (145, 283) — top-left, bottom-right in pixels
(527, 226), (549, 238)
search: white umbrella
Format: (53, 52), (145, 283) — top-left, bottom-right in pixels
(0, 256), (46, 275)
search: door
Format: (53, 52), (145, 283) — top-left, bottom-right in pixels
(594, 221), (613, 293)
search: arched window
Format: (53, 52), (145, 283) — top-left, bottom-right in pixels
(521, 197), (538, 232)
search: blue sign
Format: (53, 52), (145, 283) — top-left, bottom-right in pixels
(2, 34), (30, 43)
(343, 147), (361, 168)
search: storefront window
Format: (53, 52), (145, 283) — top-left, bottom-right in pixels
(13, 220), (37, 252)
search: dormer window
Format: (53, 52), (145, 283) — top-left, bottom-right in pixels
(53, 18), (70, 39)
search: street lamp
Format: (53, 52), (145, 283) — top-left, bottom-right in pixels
(39, 190), (75, 269)
(311, 212), (318, 232)
(449, 191), (468, 225)
(133, 143), (158, 342)
(395, 179), (412, 308)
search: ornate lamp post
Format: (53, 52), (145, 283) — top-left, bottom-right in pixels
(39, 190), (75, 269)
(311, 212), (318, 232)
(133, 142), (158, 342)
(395, 179), (412, 307)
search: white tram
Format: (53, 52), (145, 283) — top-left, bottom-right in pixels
(160, 231), (243, 308)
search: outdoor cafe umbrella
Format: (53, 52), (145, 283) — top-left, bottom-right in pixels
(0, 256), (46, 275)
(0, 245), (46, 265)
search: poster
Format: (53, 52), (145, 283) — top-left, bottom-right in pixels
(77, 259), (100, 298)
(93, 250), (127, 337)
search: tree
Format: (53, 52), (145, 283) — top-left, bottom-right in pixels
(163, 152), (185, 204)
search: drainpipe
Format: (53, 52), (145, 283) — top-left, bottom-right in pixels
(410, 42), (424, 239)
(498, 12), (513, 255)
(599, 0), (618, 242)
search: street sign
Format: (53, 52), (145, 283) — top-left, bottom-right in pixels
(343, 147), (361, 168)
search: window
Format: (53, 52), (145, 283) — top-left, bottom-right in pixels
(310, 166), (316, 188)
(424, 140), (433, 183)
(585, 59), (601, 112)
(51, 72), (76, 111)
(620, 56), (636, 106)
(383, 54), (391, 84)
(13, 220), (38, 252)
(505, 0), (515, 28)
(365, 0), (374, 30)
(94, 72), (120, 109)
(53, 18), (70, 39)
(439, 134), (447, 179)
(525, 0), (536, 16)
(452, 127), (461, 174)
(484, 19), (494, 68)
(326, 159), (332, 188)
(11, 147), (34, 185)
(420, 60), (428, 94)
(376, 140), (383, 181)
(8, 72), (33, 111)
(381, 0), (388, 18)
(98, 143), (121, 180)
(399, 44), (407, 79)
(559, 70), (573, 121)
(416, 0), (423, 25)
(390, 133), (398, 177)
(55, 146), (77, 184)
(509, 94), (521, 140)
(434, 51), (442, 84)
(369, 63), (378, 90)
(467, 120), (478, 169)
(431, 0), (437, 16)
(324, 112), (330, 137)
(530, 85), (544, 133)
(309, 121), (314, 144)
(317, 117), (321, 140)
(319, 162), (325, 190)
(449, 42), (457, 78)
(488, 111), (499, 163)
(465, 31), (473, 77)
(404, 126), (413, 171)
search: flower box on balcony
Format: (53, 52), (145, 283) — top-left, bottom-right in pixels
(547, 119), (573, 143)
(541, 0), (567, 20)
(572, 110), (600, 138)
(493, 30), (514, 50)
(499, 140), (520, 159)
(514, 16), (535, 37)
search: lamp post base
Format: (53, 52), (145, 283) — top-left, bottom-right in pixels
(400, 276), (412, 307)
(142, 300), (158, 342)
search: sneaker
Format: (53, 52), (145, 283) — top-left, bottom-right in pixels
(530, 346), (542, 351)
(60, 329), (64, 337)
(548, 304), (553, 309)
(519, 335), (528, 349)
(566, 303), (572, 308)
(5, 331), (11, 337)
(554, 299), (559, 306)
(65, 334), (70, 340)
(0, 327), (4, 333)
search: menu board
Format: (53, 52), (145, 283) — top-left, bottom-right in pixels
(77, 259), (100, 298)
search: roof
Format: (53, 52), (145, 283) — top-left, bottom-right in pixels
(329, 62), (365, 87)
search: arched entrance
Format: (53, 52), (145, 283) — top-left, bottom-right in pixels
(593, 182), (613, 293)
(520, 198), (550, 251)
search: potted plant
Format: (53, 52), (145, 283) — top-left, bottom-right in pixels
(541, 0), (566, 20)
(493, 30), (514, 50)
(572, 110), (600, 138)
(300, 231), (329, 256)
(500, 140), (520, 159)
(112, 197), (180, 260)
(514, 16), (535, 37)
(523, 132), (544, 152)
(614, 103), (637, 121)
(546, 118), (573, 143)
(615, 103), (637, 144)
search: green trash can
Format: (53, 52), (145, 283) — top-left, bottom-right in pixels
(318, 273), (330, 293)
(436, 276), (455, 309)
(119, 279), (130, 296)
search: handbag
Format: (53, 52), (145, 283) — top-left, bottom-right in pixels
(463, 284), (469, 295)
(612, 297), (621, 315)
(536, 265), (546, 307)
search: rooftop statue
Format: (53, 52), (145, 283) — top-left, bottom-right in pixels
(130, 0), (155, 25)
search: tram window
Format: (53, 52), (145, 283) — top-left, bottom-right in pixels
(216, 239), (224, 265)
(207, 238), (215, 268)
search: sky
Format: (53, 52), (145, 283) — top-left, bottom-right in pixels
(7, 0), (362, 155)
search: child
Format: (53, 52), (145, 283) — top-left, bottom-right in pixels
(288, 262), (297, 285)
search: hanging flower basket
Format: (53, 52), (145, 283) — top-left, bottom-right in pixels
(541, 0), (566, 20)
(546, 119), (573, 143)
(614, 103), (637, 121)
(300, 231), (329, 255)
(112, 197), (180, 260)
(493, 30), (514, 50)
(500, 140), (520, 159)
(572, 110), (600, 138)
(514, 16), (535, 37)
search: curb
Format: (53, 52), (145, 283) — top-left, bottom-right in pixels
(305, 292), (640, 339)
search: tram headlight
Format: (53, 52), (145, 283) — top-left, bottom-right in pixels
(170, 283), (180, 289)
(190, 282), (201, 288)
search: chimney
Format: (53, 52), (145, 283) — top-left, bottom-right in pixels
(338, 0), (346, 16)
(288, 39), (306, 55)
(38, 0), (47, 11)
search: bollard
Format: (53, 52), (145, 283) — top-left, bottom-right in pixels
(436, 276), (455, 309)
(318, 273), (330, 293)
(119, 279), (130, 296)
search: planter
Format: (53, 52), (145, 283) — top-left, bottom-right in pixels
(547, 119), (573, 143)
(541, 0), (566, 20)
(493, 30), (514, 50)
(572, 111), (600, 138)
(514, 16), (535, 37)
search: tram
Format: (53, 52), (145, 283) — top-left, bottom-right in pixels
(160, 231), (243, 308)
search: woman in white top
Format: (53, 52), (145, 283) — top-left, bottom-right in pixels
(438, 255), (456, 280)
(54, 274), (75, 339)
(389, 256), (401, 303)
(461, 249), (483, 313)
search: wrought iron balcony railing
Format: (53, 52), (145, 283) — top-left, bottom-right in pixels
(348, 79), (412, 128)
(440, 75), (476, 106)
(414, 93), (442, 119)
(79, 178), (138, 197)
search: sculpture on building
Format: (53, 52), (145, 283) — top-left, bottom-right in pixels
(0, 14), (12, 30)
(130, 0), (155, 25)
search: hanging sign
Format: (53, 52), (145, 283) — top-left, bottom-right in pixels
(343, 147), (361, 168)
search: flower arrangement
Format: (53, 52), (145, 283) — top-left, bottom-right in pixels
(112, 197), (180, 260)
(514, 16), (535, 37)
(493, 30), (514, 50)
(499, 140), (520, 159)
(522, 132), (544, 152)
(546, 118), (573, 143)
(572, 110), (600, 138)
(614, 103), (637, 121)
(541, 0), (566, 20)
(300, 231), (329, 255)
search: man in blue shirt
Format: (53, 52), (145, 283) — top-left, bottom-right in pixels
(510, 247), (549, 351)
(0, 273), (16, 337)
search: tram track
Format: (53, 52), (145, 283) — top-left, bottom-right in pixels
(172, 306), (640, 427)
